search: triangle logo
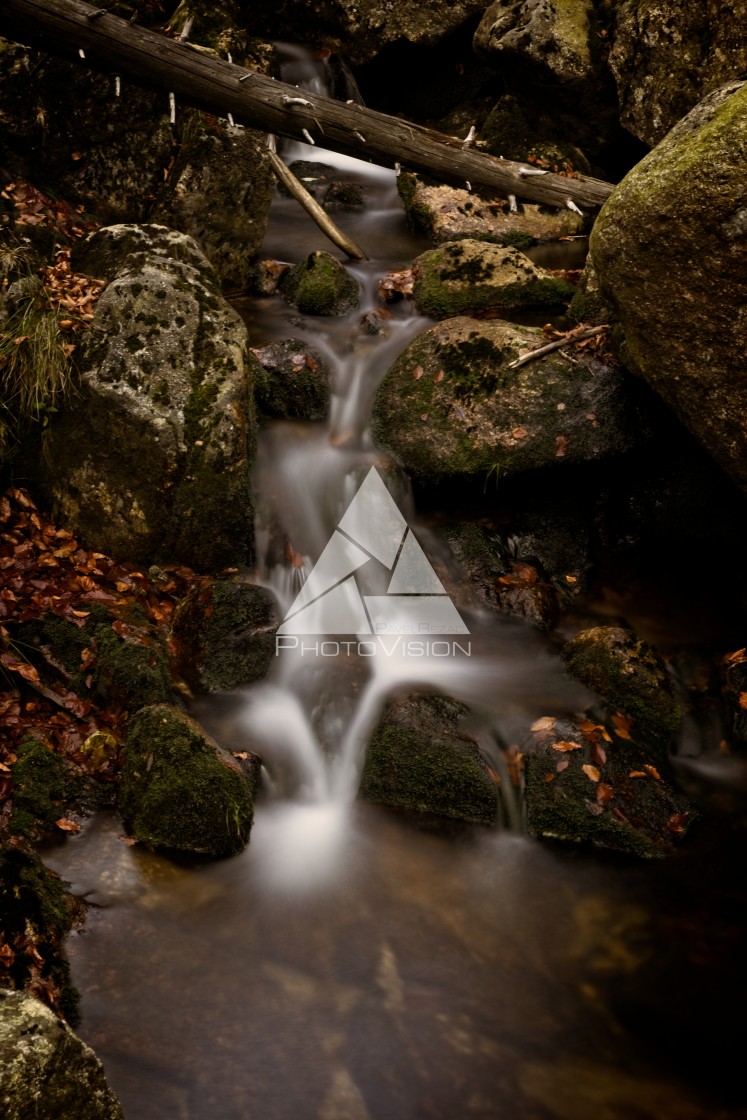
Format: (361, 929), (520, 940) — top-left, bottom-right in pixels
(277, 468), (469, 636)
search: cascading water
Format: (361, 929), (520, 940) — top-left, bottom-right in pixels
(39, 47), (740, 1120)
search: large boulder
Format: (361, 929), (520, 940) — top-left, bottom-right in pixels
(371, 316), (643, 484)
(359, 694), (498, 825)
(474, 0), (601, 94)
(119, 704), (260, 856)
(412, 239), (574, 319)
(590, 82), (747, 494)
(608, 0), (747, 146)
(40, 225), (258, 570)
(0, 990), (123, 1120)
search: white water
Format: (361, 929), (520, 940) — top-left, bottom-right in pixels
(230, 49), (586, 894)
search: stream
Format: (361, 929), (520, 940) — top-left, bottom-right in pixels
(42, 48), (747, 1120)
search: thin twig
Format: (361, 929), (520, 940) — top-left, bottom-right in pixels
(508, 325), (609, 369)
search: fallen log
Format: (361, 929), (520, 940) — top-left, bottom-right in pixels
(1, 0), (616, 212)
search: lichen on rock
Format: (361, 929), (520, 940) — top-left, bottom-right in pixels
(371, 316), (643, 485)
(412, 239), (574, 319)
(39, 224), (257, 571)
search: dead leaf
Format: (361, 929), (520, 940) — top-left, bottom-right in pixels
(555, 434), (568, 458)
(643, 764), (661, 780)
(55, 818), (81, 832)
(582, 763), (600, 782)
(552, 740), (583, 752)
(596, 781), (614, 803)
(531, 716), (556, 734)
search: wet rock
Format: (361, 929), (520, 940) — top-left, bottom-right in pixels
(0, 990), (123, 1120)
(474, 0), (601, 95)
(359, 694), (498, 825)
(398, 172), (584, 248)
(523, 715), (694, 858)
(119, 704), (260, 857)
(323, 181), (367, 213)
(412, 239), (574, 319)
(562, 626), (682, 747)
(590, 82), (747, 493)
(567, 255), (611, 325)
(371, 316), (643, 485)
(40, 224), (257, 571)
(172, 577), (280, 693)
(251, 338), (330, 421)
(280, 251), (360, 316)
(0, 846), (79, 1022)
(438, 523), (560, 629)
(609, 0), (747, 146)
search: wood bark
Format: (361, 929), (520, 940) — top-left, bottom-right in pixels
(1, 0), (616, 211)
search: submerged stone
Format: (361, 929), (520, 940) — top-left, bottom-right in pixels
(0, 990), (123, 1120)
(119, 704), (260, 857)
(359, 694), (498, 826)
(412, 239), (574, 319)
(280, 251), (360, 316)
(371, 316), (643, 485)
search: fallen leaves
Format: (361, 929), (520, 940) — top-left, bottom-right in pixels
(379, 269), (414, 302)
(582, 763), (600, 782)
(1, 180), (97, 240)
(552, 740), (583, 752)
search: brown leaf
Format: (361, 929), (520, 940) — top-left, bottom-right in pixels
(552, 740), (583, 752)
(582, 763), (600, 782)
(511, 426), (529, 440)
(643, 764), (662, 780)
(531, 716), (556, 733)
(555, 434), (568, 458)
(628, 770), (647, 778)
(413, 365), (423, 380)
(596, 781), (614, 804)
(591, 742), (607, 766)
(612, 712), (633, 740)
(556, 759), (569, 772)
(55, 818), (81, 832)
(667, 813), (688, 835)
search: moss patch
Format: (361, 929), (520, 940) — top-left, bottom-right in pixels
(280, 251), (360, 316)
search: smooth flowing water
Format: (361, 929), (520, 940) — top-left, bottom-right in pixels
(43, 49), (747, 1120)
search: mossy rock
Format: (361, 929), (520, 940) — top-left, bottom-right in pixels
(397, 171), (585, 247)
(523, 715), (694, 858)
(12, 609), (172, 713)
(371, 316), (644, 485)
(280, 251), (360, 316)
(561, 626), (682, 747)
(359, 694), (497, 826)
(9, 738), (68, 839)
(0, 990), (123, 1120)
(40, 225), (257, 571)
(0, 845), (80, 1023)
(323, 181), (367, 212)
(251, 338), (330, 421)
(412, 239), (574, 319)
(119, 704), (260, 856)
(171, 578), (280, 693)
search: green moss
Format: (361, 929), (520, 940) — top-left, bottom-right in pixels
(360, 696), (497, 825)
(0, 845), (79, 1022)
(562, 627), (682, 747)
(93, 623), (172, 711)
(119, 704), (258, 856)
(9, 738), (67, 837)
(280, 251), (360, 316)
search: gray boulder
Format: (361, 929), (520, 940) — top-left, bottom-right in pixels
(0, 990), (123, 1120)
(590, 82), (747, 493)
(41, 224), (258, 571)
(371, 316), (643, 484)
(609, 0), (747, 146)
